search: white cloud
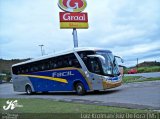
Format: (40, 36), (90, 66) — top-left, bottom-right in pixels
(0, 0), (160, 67)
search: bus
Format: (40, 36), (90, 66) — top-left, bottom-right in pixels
(12, 47), (123, 95)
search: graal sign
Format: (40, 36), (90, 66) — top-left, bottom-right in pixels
(58, 0), (88, 29)
(60, 12), (88, 22)
(58, 0), (87, 12)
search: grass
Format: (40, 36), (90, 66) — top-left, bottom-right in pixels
(137, 66), (160, 73)
(123, 76), (160, 83)
(0, 98), (157, 119)
(0, 98), (151, 113)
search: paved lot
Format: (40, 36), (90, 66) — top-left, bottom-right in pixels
(0, 81), (160, 110)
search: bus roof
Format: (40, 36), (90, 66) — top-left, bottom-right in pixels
(12, 47), (111, 67)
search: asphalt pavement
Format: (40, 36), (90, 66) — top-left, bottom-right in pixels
(125, 72), (160, 78)
(0, 81), (160, 110)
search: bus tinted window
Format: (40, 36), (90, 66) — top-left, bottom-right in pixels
(12, 53), (81, 75)
(78, 51), (95, 71)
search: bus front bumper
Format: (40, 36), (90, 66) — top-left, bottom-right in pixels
(102, 80), (122, 89)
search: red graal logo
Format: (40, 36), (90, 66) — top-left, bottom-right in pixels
(58, 0), (87, 12)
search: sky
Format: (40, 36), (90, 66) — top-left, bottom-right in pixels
(0, 0), (160, 67)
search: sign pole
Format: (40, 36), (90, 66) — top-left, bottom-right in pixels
(72, 28), (78, 47)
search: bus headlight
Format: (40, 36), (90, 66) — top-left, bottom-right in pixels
(102, 76), (111, 82)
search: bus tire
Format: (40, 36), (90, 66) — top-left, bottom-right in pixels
(75, 83), (86, 95)
(26, 85), (33, 95)
(42, 91), (48, 94)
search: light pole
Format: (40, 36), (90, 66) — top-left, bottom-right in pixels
(137, 58), (139, 70)
(39, 45), (44, 56)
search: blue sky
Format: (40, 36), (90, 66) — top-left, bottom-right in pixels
(0, 0), (160, 67)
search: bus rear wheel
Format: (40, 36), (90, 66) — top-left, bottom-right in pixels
(75, 83), (86, 95)
(26, 85), (33, 95)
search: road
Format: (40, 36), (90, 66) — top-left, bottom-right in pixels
(0, 81), (160, 110)
(125, 72), (160, 78)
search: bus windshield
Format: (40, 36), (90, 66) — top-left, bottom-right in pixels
(96, 51), (120, 76)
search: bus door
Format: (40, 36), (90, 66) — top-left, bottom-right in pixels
(88, 57), (103, 90)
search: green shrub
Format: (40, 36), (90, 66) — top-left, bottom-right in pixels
(138, 66), (160, 73)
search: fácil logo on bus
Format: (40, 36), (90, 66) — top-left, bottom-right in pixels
(58, 0), (87, 12)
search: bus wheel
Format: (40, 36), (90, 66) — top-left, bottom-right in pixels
(75, 83), (85, 95)
(26, 85), (33, 95)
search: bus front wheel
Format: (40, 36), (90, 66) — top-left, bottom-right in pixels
(26, 85), (33, 95)
(75, 83), (86, 95)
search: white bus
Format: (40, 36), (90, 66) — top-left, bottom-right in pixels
(12, 47), (123, 95)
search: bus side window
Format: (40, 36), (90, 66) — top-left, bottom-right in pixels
(38, 62), (42, 71)
(12, 67), (18, 75)
(30, 66), (34, 72)
(34, 64), (38, 72)
(72, 59), (81, 68)
(88, 58), (101, 74)
(17, 69), (20, 74)
(42, 64), (45, 70)
(69, 60), (72, 66)
(55, 55), (70, 69)
(63, 56), (69, 67)
(57, 57), (62, 68)
(78, 51), (95, 70)
(46, 59), (51, 70)
(54, 63), (57, 68)
(69, 53), (81, 68)
(49, 60), (54, 69)
(25, 66), (28, 73)
(44, 63), (47, 70)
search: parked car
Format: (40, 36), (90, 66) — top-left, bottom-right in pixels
(128, 68), (137, 74)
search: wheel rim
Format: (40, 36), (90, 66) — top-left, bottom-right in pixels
(27, 87), (31, 94)
(77, 85), (82, 93)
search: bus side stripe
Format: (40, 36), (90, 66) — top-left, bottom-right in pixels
(20, 74), (68, 83)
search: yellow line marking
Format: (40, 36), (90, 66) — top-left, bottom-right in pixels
(20, 75), (68, 83)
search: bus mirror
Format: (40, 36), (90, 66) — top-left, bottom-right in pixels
(114, 56), (124, 63)
(87, 55), (106, 64)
